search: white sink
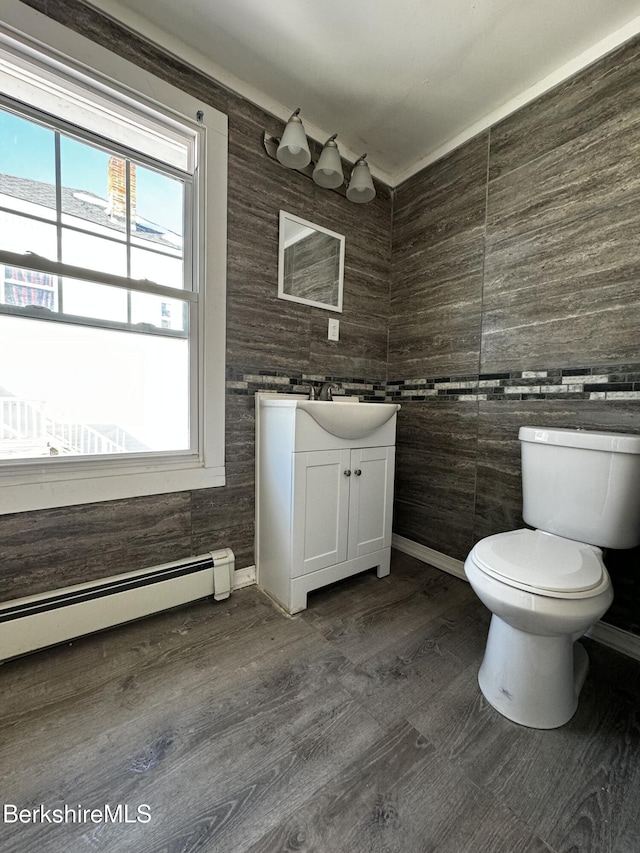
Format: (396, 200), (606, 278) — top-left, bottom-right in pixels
(297, 400), (400, 439)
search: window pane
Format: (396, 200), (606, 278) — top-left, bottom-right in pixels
(130, 292), (187, 332)
(61, 228), (127, 276)
(0, 314), (190, 459)
(133, 164), (184, 246)
(0, 109), (56, 221)
(0, 211), (57, 258)
(60, 137), (126, 238)
(61, 277), (127, 324)
(131, 245), (183, 289)
(2, 265), (57, 310)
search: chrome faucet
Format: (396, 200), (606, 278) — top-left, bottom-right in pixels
(319, 382), (339, 401)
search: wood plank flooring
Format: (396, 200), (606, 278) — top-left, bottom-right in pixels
(1, 550), (639, 852)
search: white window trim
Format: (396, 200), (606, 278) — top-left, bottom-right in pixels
(0, 1), (227, 514)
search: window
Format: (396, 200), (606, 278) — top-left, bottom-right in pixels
(0, 3), (227, 513)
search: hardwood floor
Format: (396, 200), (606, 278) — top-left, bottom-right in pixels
(1, 550), (639, 852)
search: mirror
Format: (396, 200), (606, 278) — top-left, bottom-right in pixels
(278, 211), (345, 312)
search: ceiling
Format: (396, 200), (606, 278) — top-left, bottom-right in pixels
(85, 0), (640, 185)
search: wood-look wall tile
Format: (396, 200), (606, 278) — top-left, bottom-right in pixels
(482, 279), (640, 373)
(394, 463), (477, 517)
(484, 194), (640, 308)
(388, 303), (482, 377)
(192, 523), (255, 571)
(309, 317), (387, 379)
(0, 536), (195, 603)
(393, 134), (488, 255)
(226, 295), (312, 372)
(342, 243), (390, 325)
(487, 110), (640, 244)
(389, 228), (483, 377)
(225, 392), (257, 476)
(391, 227), (484, 309)
(394, 456), (476, 529)
(190, 482), (254, 539)
(482, 199), (640, 372)
(0, 492), (191, 559)
(18, 0), (46, 12)
(394, 402), (478, 561)
(474, 403), (527, 542)
(225, 212), (278, 304)
(394, 498), (475, 565)
(0, 493), (192, 600)
(396, 402), (479, 459)
(489, 35), (640, 181)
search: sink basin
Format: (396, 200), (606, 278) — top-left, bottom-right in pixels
(297, 400), (400, 439)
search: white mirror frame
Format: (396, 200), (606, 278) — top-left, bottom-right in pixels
(277, 210), (345, 312)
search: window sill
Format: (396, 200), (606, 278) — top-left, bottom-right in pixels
(0, 458), (226, 514)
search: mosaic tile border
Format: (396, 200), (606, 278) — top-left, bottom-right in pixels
(389, 364), (640, 402)
(225, 368), (388, 402)
(226, 364), (640, 403)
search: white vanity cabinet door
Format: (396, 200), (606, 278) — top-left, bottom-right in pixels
(291, 445), (395, 576)
(292, 449), (351, 576)
(347, 446), (395, 559)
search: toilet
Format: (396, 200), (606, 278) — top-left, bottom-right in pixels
(465, 426), (640, 729)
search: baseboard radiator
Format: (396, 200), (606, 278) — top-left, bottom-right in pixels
(0, 548), (235, 662)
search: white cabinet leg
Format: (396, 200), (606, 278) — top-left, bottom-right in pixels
(289, 587), (308, 614)
(376, 550), (391, 578)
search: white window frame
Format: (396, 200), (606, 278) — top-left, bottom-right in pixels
(0, 1), (227, 514)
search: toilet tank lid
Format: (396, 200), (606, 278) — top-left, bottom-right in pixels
(519, 426), (640, 454)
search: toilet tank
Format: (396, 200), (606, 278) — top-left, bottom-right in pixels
(519, 426), (640, 549)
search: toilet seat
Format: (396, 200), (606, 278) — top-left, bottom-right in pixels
(470, 529), (607, 599)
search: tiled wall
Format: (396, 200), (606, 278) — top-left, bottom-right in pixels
(2, 0), (391, 601)
(6, 1), (640, 639)
(390, 36), (640, 636)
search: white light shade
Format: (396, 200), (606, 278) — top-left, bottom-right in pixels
(313, 136), (344, 188)
(277, 111), (311, 168)
(346, 156), (376, 203)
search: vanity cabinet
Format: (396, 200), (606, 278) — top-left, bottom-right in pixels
(257, 397), (399, 613)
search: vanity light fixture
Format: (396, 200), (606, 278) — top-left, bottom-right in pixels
(312, 134), (344, 189)
(264, 109), (376, 203)
(276, 108), (311, 168)
(346, 155), (376, 204)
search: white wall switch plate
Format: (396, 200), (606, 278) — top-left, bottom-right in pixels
(328, 318), (340, 341)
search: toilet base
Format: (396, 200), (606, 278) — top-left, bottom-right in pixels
(478, 615), (589, 729)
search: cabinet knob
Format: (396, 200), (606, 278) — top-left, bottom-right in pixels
(354, 469), (362, 476)
(344, 469), (351, 477)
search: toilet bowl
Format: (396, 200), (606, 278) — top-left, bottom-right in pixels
(465, 426), (640, 730)
(465, 528), (613, 728)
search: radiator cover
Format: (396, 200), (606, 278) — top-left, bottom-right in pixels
(0, 548), (235, 661)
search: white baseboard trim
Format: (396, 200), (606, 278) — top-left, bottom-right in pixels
(233, 565), (256, 590)
(585, 621), (640, 662)
(391, 534), (640, 662)
(392, 534), (466, 580)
